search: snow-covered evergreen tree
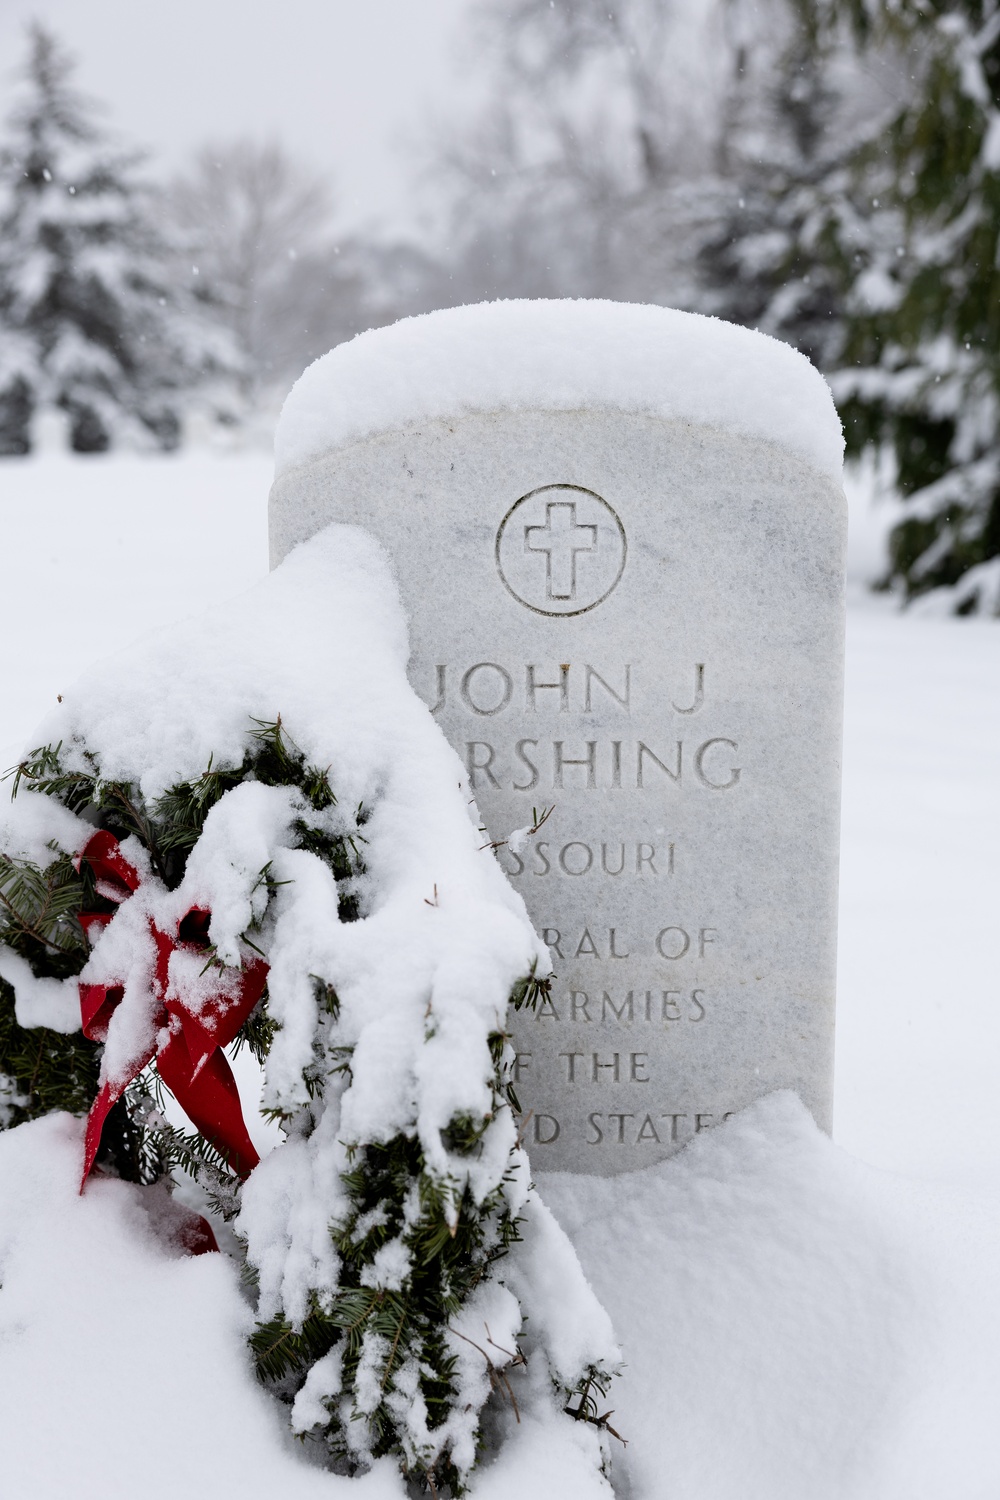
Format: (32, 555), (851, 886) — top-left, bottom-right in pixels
(699, 0), (1000, 611)
(0, 24), (231, 454)
(699, 0), (919, 358)
(824, 0), (1000, 611)
(699, 17), (862, 369)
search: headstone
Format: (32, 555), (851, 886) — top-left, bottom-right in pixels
(269, 301), (846, 1174)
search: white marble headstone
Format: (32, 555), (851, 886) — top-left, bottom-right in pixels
(269, 300), (846, 1174)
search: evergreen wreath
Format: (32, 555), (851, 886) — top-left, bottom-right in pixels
(0, 717), (619, 1496)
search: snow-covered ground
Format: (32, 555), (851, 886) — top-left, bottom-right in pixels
(0, 449), (998, 1498)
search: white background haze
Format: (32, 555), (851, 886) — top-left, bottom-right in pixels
(0, 0), (471, 228)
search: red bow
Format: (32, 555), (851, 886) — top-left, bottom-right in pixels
(76, 830), (266, 1197)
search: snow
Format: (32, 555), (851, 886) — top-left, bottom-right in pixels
(0, 451), (269, 768)
(274, 300), (845, 486)
(540, 1090), (1000, 1500)
(835, 592), (1000, 1186)
(0, 948), (81, 1033)
(0, 1111), (390, 1500)
(0, 448), (616, 1487)
(15, 512), (565, 1346)
(1, 449), (999, 1496)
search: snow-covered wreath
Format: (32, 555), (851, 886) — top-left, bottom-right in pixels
(0, 527), (620, 1495)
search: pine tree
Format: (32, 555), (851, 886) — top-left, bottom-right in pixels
(0, 24), (230, 454)
(823, 0), (1000, 610)
(698, 15), (864, 370)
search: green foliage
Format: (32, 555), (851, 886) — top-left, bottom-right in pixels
(0, 847), (89, 974)
(507, 964), (551, 1015)
(0, 821), (102, 1129)
(563, 1364), (625, 1446)
(1, 723), (610, 1493)
(706, 0), (1000, 608)
(249, 970), (548, 1495)
(11, 716), (365, 895)
(123, 1071), (245, 1214)
(0, 977), (99, 1128)
(699, 15), (855, 371)
(0, 717), (364, 1178)
(817, 0), (1000, 606)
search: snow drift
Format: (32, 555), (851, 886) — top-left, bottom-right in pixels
(274, 299), (844, 485)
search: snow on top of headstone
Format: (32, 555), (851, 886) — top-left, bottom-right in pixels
(275, 299), (844, 484)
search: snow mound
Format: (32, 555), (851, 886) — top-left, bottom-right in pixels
(540, 1091), (1000, 1500)
(2, 521), (618, 1486)
(274, 299), (844, 484)
(3, 1096), (999, 1498)
(0, 1113), (362, 1500)
(26, 523), (410, 802)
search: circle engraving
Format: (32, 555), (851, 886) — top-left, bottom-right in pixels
(495, 484), (627, 617)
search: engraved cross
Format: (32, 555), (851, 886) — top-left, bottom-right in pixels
(524, 502), (598, 601)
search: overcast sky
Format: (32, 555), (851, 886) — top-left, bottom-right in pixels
(0, 0), (477, 231)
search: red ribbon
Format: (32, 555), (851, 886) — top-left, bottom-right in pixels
(76, 830), (266, 1197)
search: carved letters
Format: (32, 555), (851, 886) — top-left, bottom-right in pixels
(502, 841), (674, 878)
(432, 661), (636, 716)
(429, 661), (742, 794)
(519, 1109), (737, 1148)
(530, 990), (708, 1023)
(431, 660), (711, 718)
(464, 736), (740, 791)
(434, 658), (747, 1158)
